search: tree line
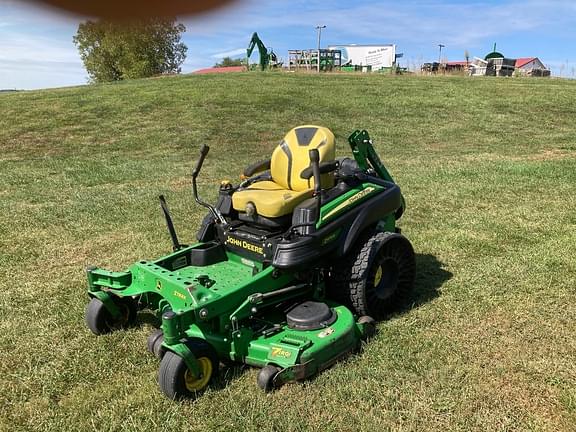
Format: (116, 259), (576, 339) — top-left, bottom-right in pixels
(73, 19), (248, 83)
(73, 19), (187, 83)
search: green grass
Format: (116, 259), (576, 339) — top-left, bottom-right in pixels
(1, 73), (575, 431)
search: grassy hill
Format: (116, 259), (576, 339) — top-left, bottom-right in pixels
(1, 73), (575, 431)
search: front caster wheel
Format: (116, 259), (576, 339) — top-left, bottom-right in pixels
(257, 365), (281, 393)
(85, 297), (137, 335)
(146, 329), (166, 359)
(158, 339), (219, 399)
(358, 315), (377, 340)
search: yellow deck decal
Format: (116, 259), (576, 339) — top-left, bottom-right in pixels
(270, 347), (292, 358)
(173, 290), (187, 301)
(322, 187), (376, 221)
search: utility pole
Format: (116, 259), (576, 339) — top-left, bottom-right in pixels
(316, 25), (326, 73)
(438, 44), (445, 64)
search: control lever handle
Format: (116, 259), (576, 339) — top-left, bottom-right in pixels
(192, 144), (210, 178)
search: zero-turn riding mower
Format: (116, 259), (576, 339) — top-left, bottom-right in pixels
(84, 125), (416, 399)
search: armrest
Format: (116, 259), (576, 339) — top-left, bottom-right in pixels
(300, 160), (339, 180)
(243, 159), (271, 177)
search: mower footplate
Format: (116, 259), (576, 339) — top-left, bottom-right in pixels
(245, 304), (363, 385)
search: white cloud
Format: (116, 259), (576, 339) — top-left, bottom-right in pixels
(0, 62), (85, 89)
(0, 27), (85, 89)
(0, 31), (79, 62)
(210, 48), (245, 59)
(182, 56), (212, 71)
(0, 1), (85, 88)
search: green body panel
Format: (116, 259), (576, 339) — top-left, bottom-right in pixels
(245, 304), (359, 369)
(87, 244), (277, 314)
(87, 243), (296, 374)
(86, 241), (369, 381)
(177, 302), (368, 383)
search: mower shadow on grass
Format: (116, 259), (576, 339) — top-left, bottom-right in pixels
(212, 363), (251, 391)
(392, 253), (452, 317)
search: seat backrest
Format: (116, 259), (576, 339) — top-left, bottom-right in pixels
(270, 125), (336, 192)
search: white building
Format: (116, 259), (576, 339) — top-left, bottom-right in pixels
(328, 44), (397, 70)
(515, 58), (550, 77)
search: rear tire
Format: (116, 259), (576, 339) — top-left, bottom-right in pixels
(329, 231), (415, 320)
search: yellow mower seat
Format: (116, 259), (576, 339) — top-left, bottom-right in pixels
(232, 125), (336, 219)
(232, 181), (313, 219)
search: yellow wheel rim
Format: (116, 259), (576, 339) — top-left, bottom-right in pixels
(184, 357), (213, 392)
(374, 266), (383, 286)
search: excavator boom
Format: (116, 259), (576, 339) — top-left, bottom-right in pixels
(246, 32), (278, 71)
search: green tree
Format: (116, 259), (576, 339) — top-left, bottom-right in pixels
(214, 57), (244, 67)
(73, 19), (187, 83)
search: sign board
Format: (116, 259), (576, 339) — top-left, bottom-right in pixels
(328, 45), (397, 69)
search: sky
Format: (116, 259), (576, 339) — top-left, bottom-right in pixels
(1, 0), (576, 89)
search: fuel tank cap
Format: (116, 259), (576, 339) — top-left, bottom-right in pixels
(286, 301), (336, 331)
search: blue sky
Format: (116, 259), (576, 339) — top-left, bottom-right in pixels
(2, 0), (576, 89)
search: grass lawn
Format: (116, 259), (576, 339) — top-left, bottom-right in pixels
(1, 72), (575, 431)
